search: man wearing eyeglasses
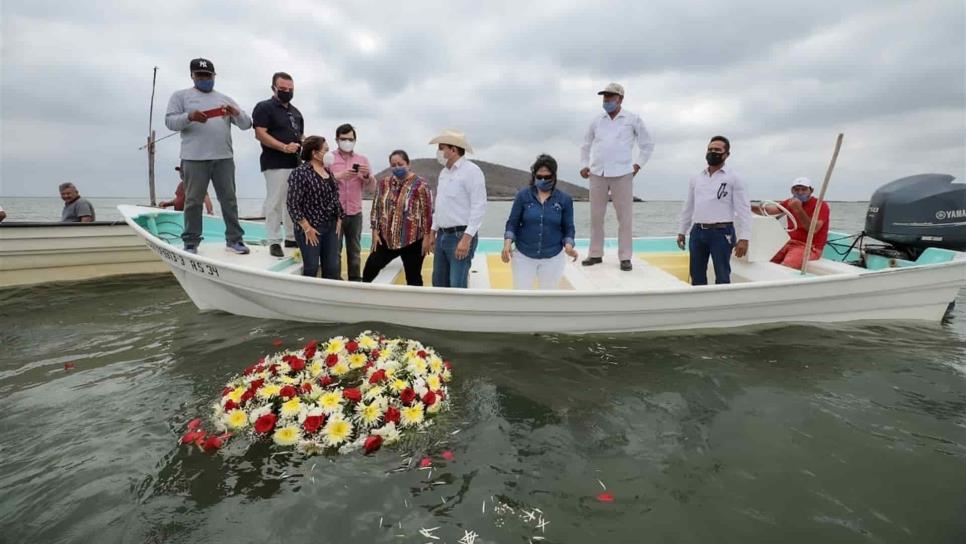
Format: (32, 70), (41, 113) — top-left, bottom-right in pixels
(676, 135), (752, 285)
(253, 72), (304, 257)
(330, 123), (373, 281)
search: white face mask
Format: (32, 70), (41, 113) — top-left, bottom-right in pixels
(322, 151), (335, 167)
(436, 149), (448, 166)
(338, 139), (355, 153)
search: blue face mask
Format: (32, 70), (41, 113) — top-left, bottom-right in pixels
(194, 79), (214, 93)
(602, 100), (618, 113)
(535, 179), (555, 191)
(795, 193), (810, 203)
(392, 166), (408, 179)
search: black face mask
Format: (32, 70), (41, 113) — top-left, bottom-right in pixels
(706, 152), (725, 166)
(275, 90), (294, 103)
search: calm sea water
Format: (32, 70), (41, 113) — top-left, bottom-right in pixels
(1, 198), (964, 543)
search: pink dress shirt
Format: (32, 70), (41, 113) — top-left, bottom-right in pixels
(330, 151), (374, 216)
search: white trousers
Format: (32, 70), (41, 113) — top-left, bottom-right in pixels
(263, 168), (294, 244)
(511, 250), (567, 290)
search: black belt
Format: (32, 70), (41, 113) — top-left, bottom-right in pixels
(438, 225), (467, 234)
(695, 222), (733, 229)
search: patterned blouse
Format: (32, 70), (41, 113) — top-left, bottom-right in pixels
(286, 162), (344, 230)
(370, 174), (433, 249)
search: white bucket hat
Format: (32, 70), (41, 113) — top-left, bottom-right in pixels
(428, 129), (474, 154)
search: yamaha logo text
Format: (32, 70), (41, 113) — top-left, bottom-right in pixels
(935, 209), (966, 220)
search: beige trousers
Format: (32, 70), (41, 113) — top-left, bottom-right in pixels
(588, 173), (634, 260)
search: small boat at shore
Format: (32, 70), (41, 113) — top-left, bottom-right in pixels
(0, 221), (169, 287)
(118, 194), (966, 333)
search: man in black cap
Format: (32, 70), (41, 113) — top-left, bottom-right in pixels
(165, 58), (252, 255)
(252, 71), (303, 257)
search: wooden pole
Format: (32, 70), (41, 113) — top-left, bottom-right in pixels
(147, 66), (158, 206)
(148, 130), (157, 206)
(800, 133), (844, 275)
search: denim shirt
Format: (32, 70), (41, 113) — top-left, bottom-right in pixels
(504, 186), (576, 259)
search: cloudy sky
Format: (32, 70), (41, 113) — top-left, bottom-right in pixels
(1, 0), (963, 201)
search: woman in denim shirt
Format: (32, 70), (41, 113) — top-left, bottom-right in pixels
(501, 154), (578, 289)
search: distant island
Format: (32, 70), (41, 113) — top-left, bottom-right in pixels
(373, 159), (643, 202)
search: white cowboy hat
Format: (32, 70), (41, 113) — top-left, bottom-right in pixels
(428, 129), (474, 154)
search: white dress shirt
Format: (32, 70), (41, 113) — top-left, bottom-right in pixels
(580, 108), (655, 177)
(678, 165), (753, 240)
(432, 157), (488, 236)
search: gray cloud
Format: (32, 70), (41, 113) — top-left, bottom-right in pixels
(1, 0), (963, 203)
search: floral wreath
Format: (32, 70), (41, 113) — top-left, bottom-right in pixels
(180, 331), (453, 455)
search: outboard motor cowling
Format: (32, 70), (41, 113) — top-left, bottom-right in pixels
(865, 173), (966, 258)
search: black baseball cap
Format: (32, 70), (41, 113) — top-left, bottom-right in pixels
(189, 58), (216, 74)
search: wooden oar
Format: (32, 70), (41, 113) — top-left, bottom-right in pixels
(801, 133), (844, 275)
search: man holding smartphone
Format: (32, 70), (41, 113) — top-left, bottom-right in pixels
(330, 123), (373, 281)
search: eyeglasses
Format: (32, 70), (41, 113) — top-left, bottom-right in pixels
(286, 112), (302, 136)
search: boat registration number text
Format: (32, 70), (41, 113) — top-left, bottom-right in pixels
(148, 241), (220, 277)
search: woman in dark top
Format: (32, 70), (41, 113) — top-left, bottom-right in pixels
(286, 136), (344, 279)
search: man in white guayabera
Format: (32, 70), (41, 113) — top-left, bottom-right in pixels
(165, 57), (253, 255)
(579, 82), (654, 272)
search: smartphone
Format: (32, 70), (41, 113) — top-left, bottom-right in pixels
(352, 163), (360, 172)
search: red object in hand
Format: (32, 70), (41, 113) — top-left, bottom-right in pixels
(596, 492), (615, 502)
(419, 457), (432, 468)
(202, 106), (227, 118)
(441, 450), (454, 461)
(363, 435), (383, 455)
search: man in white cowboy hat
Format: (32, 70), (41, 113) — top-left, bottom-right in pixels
(579, 82), (654, 271)
(752, 177), (831, 269)
(427, 129), (487, 288)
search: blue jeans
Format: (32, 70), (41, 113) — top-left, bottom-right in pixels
(432, 231), (478, 288)
(296, 222), (340, 279)
(689, 224), (736, 285)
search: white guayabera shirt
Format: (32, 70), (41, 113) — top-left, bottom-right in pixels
(580, 109), (655, 177)
(432, 157), (488, 237)
(678, 165), (754, 240)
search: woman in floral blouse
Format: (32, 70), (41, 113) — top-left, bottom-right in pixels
(362, 149), (433, 285)
(286, 136), (344, 279)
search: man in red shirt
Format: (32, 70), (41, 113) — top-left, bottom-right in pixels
(160, 166), (214, 214)
(753, 178), (831, 269)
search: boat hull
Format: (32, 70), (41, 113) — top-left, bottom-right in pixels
(0, 222), (169, 287)
(119, 206), (966, 334)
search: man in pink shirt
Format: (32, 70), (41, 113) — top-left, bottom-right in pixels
(330, 123), (374, 281)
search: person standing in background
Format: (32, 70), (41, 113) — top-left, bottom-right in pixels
(329, 123), (373, 280)
(59, 182), (95, 222)
(164, 57), (252, 255)
(160, 166), (213, 214)
(253, 71), (303, 257)
(579, 82), (654, 272)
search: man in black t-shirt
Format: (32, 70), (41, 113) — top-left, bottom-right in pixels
(252, 71), (304, 257)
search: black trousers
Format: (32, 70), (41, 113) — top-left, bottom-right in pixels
(362, 239), (425, 286)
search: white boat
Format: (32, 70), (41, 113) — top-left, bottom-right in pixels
(0, 221), (170, 287)
(117, 204), (966, 333)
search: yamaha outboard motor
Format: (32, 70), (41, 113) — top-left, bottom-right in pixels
(865, 173), (966, 259)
